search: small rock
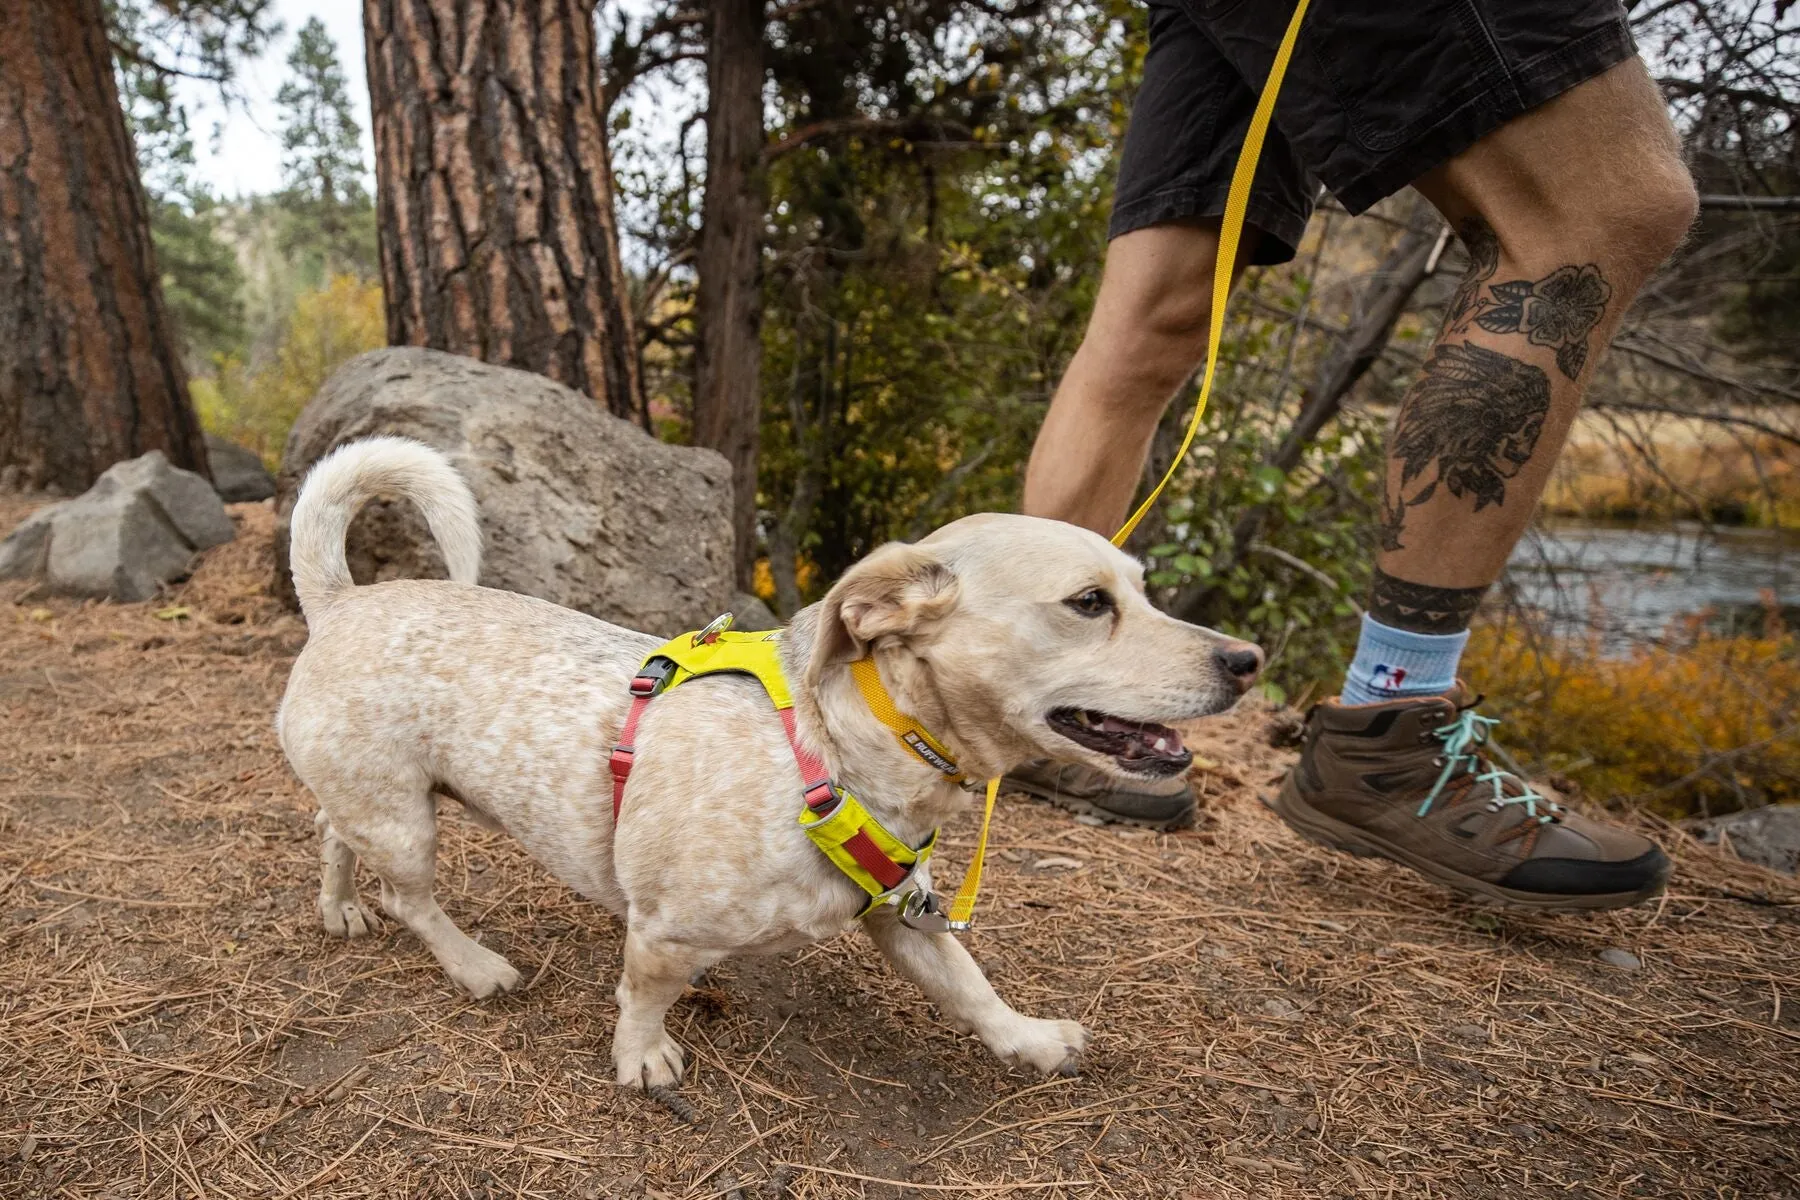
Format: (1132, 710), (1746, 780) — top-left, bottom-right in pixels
(1032, 856), (1085, 871)
(1507, 1122), (1543, 1142)
(1449, 1023), (1490, 1044)
(1074, 814), (1106, 827)
(17, 1134), (36, 1163)
(1598, 948), (1642, 971)
(0, 451), (234, 601)
(1689, 806), (1800, 875)
(1260, 997), (1303, 1021)
(205, 433), (275, 502)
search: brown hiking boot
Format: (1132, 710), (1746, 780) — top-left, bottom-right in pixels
(1005, 760), (1196, 830)
(1269, 684), (1670, 910)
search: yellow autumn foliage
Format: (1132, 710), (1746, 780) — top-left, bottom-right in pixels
(1466, 621), (1800, 816)
(193, 274), (386, 467)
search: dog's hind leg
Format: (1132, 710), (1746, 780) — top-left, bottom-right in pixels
(316, 810), (380, 938)
(319, 776), (522, 999)
(612, 928), (716, 1089)
(862, 906), (1088, 1075)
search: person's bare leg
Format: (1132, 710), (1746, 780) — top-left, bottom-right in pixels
(1274, 59), (1695, 911)
(1023, 221), (1235, 534)
(1372, 60), (1697, 629)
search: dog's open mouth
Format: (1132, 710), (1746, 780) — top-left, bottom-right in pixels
(1046, 708), (1193, 776)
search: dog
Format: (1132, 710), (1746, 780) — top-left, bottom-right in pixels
(277, 437), (1262, 1088)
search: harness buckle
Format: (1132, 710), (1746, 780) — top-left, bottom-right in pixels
(897, 890), (967, 934)
(629, 656), (678, 697)
(803, 780), (838, 811)
(609, 745), (635, 776)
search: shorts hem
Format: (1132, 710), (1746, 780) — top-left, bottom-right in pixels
(1331, 17), (1638, 214)
(1108, 184), (1311, 266)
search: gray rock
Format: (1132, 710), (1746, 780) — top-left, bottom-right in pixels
(205, 433), (276, 502)
(272, 348), (735, 637)
(1260, 996), (1303, 1021)
(730, 591), (782, 631)
(1689, 806), (1800, 875)
(0, 451), (234, 601)
(1597, 947), (1642, 971)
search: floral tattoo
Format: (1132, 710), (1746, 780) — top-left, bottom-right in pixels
(1444, 217), (1613, 380)
(1380, 342), (1551, 552)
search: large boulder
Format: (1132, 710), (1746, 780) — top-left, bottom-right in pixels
(1691, 806), (1800, 876)
(272, 348), (735, 637)
(0, 451), (236, 601)
(206, 433), (276, 502)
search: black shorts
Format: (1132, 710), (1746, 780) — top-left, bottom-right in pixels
(1111, 0), (1637, 264)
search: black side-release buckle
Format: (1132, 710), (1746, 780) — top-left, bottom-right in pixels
(629, 656), (678, 698)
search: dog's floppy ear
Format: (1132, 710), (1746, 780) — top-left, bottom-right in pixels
(811, 541), (960, 670)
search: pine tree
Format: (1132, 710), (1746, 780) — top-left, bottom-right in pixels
(276, 18), (376, 282)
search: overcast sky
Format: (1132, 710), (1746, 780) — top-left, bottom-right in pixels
(174, 0), (371, 198)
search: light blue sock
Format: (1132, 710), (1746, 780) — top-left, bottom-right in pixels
(1339, 613), (1467, 706)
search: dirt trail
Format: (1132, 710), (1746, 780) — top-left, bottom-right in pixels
(3, 496), (1798, 1199)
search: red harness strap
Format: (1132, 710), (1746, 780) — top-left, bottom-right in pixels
(610, 663), (849, 831)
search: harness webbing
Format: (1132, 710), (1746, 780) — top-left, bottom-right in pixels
(607, 624), (939, 915)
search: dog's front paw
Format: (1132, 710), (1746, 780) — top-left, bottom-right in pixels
(614, 1032), (686, 1090)
(984, 1016), (1089, 1076)
(319, 898), (380, 939)
(443, 943), (522, 999)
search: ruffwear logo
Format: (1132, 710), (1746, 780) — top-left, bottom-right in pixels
(902, 730), (959, 775)
(1371, 664), (1408, 692)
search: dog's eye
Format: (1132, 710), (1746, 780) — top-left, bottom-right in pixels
(1065, 588), (1114, 618)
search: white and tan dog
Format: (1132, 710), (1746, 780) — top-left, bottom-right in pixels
(277, 437), (1261, 1088)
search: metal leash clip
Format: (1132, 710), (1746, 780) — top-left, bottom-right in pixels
(897, 889), (968, 934)
(692, 612), (734, 646)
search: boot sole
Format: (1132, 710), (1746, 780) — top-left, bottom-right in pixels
(1266, 774), (1669, 912)
(1007, 779), (1196, 832)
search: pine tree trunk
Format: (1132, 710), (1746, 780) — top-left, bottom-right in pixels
(692, 0), (766, 588)
(363, 0), (644, 424)
(0, 0), (209, 494)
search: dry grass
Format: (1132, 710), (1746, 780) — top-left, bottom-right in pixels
(4, 494), (1799, 1199)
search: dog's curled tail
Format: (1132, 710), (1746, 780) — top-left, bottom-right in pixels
(289, 436), (482, 618)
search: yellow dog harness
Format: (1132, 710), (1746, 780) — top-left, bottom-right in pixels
(608, 615), (969, 927)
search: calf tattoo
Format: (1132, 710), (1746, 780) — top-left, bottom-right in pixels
(1369, 569), (1489, 635)
(1380, 342), (1551, 551)
(1445, 217), (1613, 380)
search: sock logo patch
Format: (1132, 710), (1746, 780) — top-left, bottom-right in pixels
(1371, 664), (1408, 692)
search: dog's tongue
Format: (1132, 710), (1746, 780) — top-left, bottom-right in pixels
(1097, 715), (1185, 757)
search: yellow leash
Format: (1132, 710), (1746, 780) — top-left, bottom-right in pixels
(950, 0), (1313, 929)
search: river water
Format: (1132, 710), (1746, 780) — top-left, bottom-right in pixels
(1507, 518), (1799, 650)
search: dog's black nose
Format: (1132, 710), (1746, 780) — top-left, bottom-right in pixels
(1215, 641), (1264, 688)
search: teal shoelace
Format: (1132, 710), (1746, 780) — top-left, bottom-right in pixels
(1416, 710), (1560, 822)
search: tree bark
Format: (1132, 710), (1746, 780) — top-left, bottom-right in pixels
(0, 0), (209, 494)
(692, 0), (766, 588)
(363, 0), (643, 424)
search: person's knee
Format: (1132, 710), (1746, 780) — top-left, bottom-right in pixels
(1075, 284), (1214, 417)
(1070, 224), (1221, 417)
(1594, 154), (1698, 276)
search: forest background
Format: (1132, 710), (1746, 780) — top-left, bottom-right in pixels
(10, 0), (1799, 818)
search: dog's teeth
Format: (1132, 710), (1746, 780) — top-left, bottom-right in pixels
(1153, 737), (1168, 752)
